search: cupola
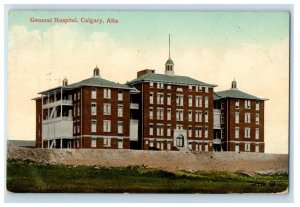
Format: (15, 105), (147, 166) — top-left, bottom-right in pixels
(165, 34), (175, 76)
(93, 65), (100, 77)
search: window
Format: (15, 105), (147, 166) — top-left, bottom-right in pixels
(104, 88), (111, 99)
(221, 128), (224, 139)
(167, 125), (171, 136)
(196, 86), (202, 92)
(91, 120), (96, 132)
(189, 85), (193, 91)
(149, 124), (153, 136)
(157, 124), (164, 136)
(205, 97), (209, 108)
(157, 93), (164, 104)
(176, 86), (183, 92)
(74, 105), (77, 117)
(74, 93), (77, 100)
(91, 103), (97, 115)
(77, 122), (80, 133)
(118, 121), (123, 134)
(176, 109), (184, 121)
(176, 136), (184, 147)
(245, 143), (250, 152)
(91, 138), (97, 148)
(77, 105), (80, 116)
(150, 92), (154, 104)
(245, 113), (251, 123)
(91, 88), (97, 99)
(157, 108), (164, 120)
(149, 107), (154, 119)
(176, 124), (183, 130)
(118, 90), (123, 101)
(245, 100), (251, 109)
(188, 126), (192, 137)
(77, 92), (80, 100)
(189, 142), (192, 149)
(205, 87), (209, 93)
(176, 95), (184, 106)
(150, 140), (154, 147)
(235, 112), (239, 124)
(235, 99), (239, 109)
(103, 120), (111, 132)
(205, 111), (208, 123)
(157, 83), (164, 89)
(256, 113), (259, 124)
(195, 111), (202, 122)
(221, 114), (224, 124)
(167, 94), (171, 105)
(245, 128), (251, 138)
(188, 110), (193, 122)
(103, 138), (111, 147)
(103, 104), (111, 115)
(73, 125), (76, 133)
(195, 126), (202, 137)
(195, 96), (202, 107)
(235, 127), (239, 139)
(221, 101), (224, 110)
(256, 100), (260, 110)
(118, 139), (123, 149)
(118, 105), (123, 117)
(167, 108), (171, 120)
(167, 85), (171, 90)
(188, 95), (193, 107)
(255, 128), (259, 139)
(149, 81), (154, 87)
(255, 144), (259, 152)
(205, 127), (208, 138)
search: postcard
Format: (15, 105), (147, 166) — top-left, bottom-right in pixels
(7, 10), (289, 194)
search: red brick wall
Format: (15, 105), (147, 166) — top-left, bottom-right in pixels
(72, 86), (131, 149)
(219, 98), (265, 152)
(133, 82), (214, 151)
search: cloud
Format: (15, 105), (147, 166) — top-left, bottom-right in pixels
(8, 25), (289, 154)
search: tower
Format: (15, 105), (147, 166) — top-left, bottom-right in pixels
(93, 65), (100, 77)
(231, 79), (237, 89)
(165, 34), (175, 76)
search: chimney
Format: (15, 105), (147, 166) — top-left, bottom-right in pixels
(137, 69), (155, 78)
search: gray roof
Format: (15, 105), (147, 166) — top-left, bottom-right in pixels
(39, 76), (134, 94)
(67, 76), (132, 89)
(166, 58), (174, 65)
(128, 73), (217, 87)
(215, 88), (267, 100)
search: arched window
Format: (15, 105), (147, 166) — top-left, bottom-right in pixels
(176, 134), (184, 147)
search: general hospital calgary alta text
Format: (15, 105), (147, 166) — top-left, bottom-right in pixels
(29, 17), (118, 24)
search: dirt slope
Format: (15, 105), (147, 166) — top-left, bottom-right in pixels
(7, 146), (288, 174)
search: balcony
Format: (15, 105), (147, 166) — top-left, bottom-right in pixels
(213, 139), (222, 144)
(130, 103), (139, 110)
(43, 116), (73, 124)
(43, 99), (73, 108)
(213, 109), (221, 129)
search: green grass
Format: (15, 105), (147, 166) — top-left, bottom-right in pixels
(6, 159), (288, 193)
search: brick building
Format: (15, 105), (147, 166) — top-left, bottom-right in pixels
(34, 37), (267, 152)
(34, 67), (139, 149)
(213, 80), (267, 152)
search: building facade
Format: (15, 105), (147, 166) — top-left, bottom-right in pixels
(213, 80), (267, 152)
(34, 67), (139, 149)
(34, 38), (267, 152)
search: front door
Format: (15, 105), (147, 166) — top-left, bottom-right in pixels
(235, 143), (239, 152)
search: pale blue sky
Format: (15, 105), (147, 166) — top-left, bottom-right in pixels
(9, 11), (289, 49)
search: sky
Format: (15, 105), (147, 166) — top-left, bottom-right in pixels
(7, 11), (290, 154)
